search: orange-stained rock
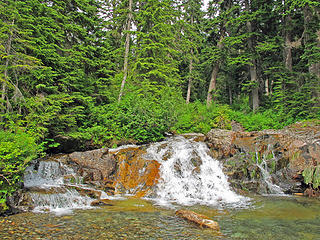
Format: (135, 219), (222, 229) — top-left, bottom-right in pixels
(113, 146), (160, 197)
(176, 209), (220, 231)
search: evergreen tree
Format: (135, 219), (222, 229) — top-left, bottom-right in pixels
(179, 0), (203, 104)
(133, 0), (180, 96)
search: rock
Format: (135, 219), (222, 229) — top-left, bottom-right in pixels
(69, 148), (117, 181)
(231, 121), (245, 132)
(206, 129), (238, 159)
(175, 209), (220, 231)
(181, 133), (206, 142)
(206, 121), (320, 195)
(112, 146), (160, 197)
(5, 190), (34, 214)
(71, 186), (102, 199)
(90, 199), (113, 206)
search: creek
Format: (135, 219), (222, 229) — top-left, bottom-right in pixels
(1, 136), (319, 239)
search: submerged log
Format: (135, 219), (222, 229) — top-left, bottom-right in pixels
(175, 209), (220, 231)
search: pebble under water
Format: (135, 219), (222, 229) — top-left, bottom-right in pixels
(1, 196), (320, 240)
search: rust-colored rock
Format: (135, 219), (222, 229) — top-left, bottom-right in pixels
(176, 209), (220, 231)
(113, 146), (160, 197)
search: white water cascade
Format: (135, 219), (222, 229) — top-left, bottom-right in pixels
(145, 136), (245, 206)
(255, 145), (284, 195)
(24, 161), (94, 214)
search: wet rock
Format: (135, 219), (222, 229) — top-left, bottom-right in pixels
(5, 190), (35, 214)
(304, 188), (320, 197)
(181, 133), (206, 142)
(206, 121), (320, 195)
(90, 199), (113, 206)
(175, 209), (220, 231)
(71, 186), (102, 199)
(69, 148), (117, 182)
(113, 146), (160, 197)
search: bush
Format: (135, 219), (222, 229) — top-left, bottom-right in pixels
(0, 130), (42, 210)
(84, 89), (184, 144)
(230, 109), (286, 131)
(173, 102), (232, 134)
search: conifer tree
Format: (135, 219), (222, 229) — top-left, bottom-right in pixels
(118, 0), (134, 102)
(179, 0), (203, 104)
(133, 0), (180, 96)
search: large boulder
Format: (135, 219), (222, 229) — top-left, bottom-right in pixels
(206, 121), (320, 195)
(69, 148), (117, 182)
(111, 146), (160, 197)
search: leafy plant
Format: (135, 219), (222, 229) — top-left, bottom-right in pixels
(0, 130), (42, 210)
(302, 166), (320, 189)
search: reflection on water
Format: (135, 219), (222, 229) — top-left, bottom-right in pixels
(0, 196), (320, 240)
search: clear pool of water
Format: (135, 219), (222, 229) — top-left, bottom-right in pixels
(0, 195), (319, 240)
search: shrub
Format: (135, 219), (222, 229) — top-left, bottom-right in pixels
(0, 130), (41, 210)
(173, 102), (232, 134)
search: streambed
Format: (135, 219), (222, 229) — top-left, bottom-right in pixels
(1, 196), (319, 240)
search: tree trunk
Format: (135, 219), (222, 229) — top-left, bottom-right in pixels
(309, 31), (320, 78)
(206, 36), (224, 106)
(265, 78), (269, 96)
(206, 63), (219, 106)
(228, 79), (233, 105)
(245, 0), (259, 111)
(186, 14), (194, 104)
(186, 49), (193, 104)
(305, 6), (320, 78)
(284, 14), (293, 70)
(1, 19), (14, 116)
(118, 0), (133, 103)
(250, 63), (259, 111)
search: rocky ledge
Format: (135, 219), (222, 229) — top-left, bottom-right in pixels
(206, 120), (320, 195)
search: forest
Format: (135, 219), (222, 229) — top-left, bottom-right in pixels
(0, 0), (319, 207)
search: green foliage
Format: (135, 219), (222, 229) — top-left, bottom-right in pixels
(0, 130), (41, 209)
(173, 102), (232, 134)
(230, 109), (287, 131)
(83, 88), (183, 144)
(0, 0), (318, 171)
(302, 166), (320, 189)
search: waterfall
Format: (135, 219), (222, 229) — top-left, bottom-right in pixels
(23, 136), (248, 213)
(255, 146), (284, 195)
(145, 136), (245, 206)
(24, 161), (94, 214)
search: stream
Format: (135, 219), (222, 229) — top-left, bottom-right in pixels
(0, 196), (320, 239)
(0, 136), (319, 239)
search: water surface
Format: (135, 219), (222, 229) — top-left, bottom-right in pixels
(1, 195), (319, 240)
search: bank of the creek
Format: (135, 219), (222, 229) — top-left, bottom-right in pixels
(1, 196), (320, 239)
